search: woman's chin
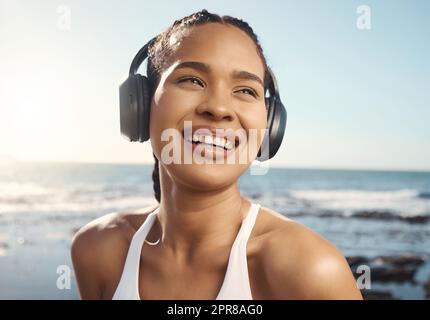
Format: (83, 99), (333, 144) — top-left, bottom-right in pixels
(167, 162), (246, 190)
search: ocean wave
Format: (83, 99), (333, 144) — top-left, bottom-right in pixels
(2, 180), (429, 220)
(0, 195), (157, 215)
(289, 189), (419, 201)
(293, 209), (430, 224)
(417, 192), (430, 199)
(0, 182), (51, 197)
(284, 189), (430, 217)
(0, 180), (155, 215)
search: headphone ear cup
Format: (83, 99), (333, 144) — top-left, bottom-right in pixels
(269, 99), (287, 158)
(138, 75), (151, 142)
(119, 75), (141, 142)
(256, 97), (287, 161)
(256, 97), (275, 161)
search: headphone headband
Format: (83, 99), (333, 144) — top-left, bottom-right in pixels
(129, 36), (157, 75)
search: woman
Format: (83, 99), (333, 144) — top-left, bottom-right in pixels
(71, 9), (362, 300)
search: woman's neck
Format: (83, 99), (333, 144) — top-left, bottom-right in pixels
(155, 164), (250, 262)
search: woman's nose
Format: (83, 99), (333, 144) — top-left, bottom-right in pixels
(195, 90), (235, 122)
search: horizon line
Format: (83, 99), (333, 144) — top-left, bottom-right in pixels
(5, 158), (430, 174)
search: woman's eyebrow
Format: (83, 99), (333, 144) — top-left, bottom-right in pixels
(174, 61), (211, 73)
(173, 61), (264, 88)
(231, 70), (264, 89)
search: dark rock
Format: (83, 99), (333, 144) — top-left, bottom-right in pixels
(347, 255), (426, 284)
(352, 210), (397, 220)
(417, 192), (430, 199)
(346, 256), (369, 268)
(402, 215), (430, 224)
(371, 267), (416, 283)
(319, 211), (342, 218)
(373, 255), (426, 268)
(351, 210), (430, 224)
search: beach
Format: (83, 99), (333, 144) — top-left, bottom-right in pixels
(1, 161), (429, 299)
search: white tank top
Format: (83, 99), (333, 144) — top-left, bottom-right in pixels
(112, 202), (261, 300)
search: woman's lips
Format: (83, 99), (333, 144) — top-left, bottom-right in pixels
(181, 125), (241, 149)
(178, 124), (247, 161)
(182, 134), (236, 160)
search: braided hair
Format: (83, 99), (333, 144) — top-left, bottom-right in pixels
(146, 9), (270, 203)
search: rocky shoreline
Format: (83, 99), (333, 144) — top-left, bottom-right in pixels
(346, 254), (429, 299)
(286, 209), (430, 224)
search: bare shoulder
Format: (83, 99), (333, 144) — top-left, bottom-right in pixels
(70, 205), (158, 299)
(254, 206), (363, 300)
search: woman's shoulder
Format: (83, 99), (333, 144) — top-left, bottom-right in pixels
(253, 206), (362, 299)
(70, 205), (158, 299)
(71, 204), (158, 249)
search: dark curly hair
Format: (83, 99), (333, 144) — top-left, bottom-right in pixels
(147, 9), (270, 203)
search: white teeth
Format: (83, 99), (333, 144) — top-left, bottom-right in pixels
(204, 135), (213, 145)
(214, 137), (224, 148)
(185, 133), (235, 150)
(225, 140), (233, 150)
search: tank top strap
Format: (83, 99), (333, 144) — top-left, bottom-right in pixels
(216, 202), (261, 300)
(237, 202), (261, 243)
(112, 207), (159, 299)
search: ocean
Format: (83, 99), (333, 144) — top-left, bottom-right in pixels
(1, 161), (429, 299)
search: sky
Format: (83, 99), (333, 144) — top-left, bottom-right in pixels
(1, 0), (429, 170)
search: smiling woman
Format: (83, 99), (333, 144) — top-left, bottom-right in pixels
(70, 9), (362, 300)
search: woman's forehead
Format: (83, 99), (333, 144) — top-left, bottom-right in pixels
(166, 23), (265, 78)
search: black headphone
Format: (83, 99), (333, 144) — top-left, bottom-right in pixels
(119, 36), (287, 161)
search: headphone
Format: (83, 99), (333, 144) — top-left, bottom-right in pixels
(119, 36), (287, 161)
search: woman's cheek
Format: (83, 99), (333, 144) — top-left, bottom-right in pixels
(240, 105), (267, 149)
(149, 91), (192, 159)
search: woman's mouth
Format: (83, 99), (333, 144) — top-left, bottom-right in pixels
(186, 134), (234, 150)
(181, 130), (240, 160)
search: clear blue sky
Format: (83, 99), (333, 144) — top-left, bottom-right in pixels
(1, 0), (429, 170)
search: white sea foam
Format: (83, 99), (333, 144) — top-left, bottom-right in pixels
(0, 182), (51, 197)
(289, 189), (430, 216)
(0, 196), (157, 214)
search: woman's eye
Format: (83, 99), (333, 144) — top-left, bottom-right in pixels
(236, 88), (258, 98)
(177, 77), (204, 87)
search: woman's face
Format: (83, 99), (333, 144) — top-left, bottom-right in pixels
(149, 23), (267, 191)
